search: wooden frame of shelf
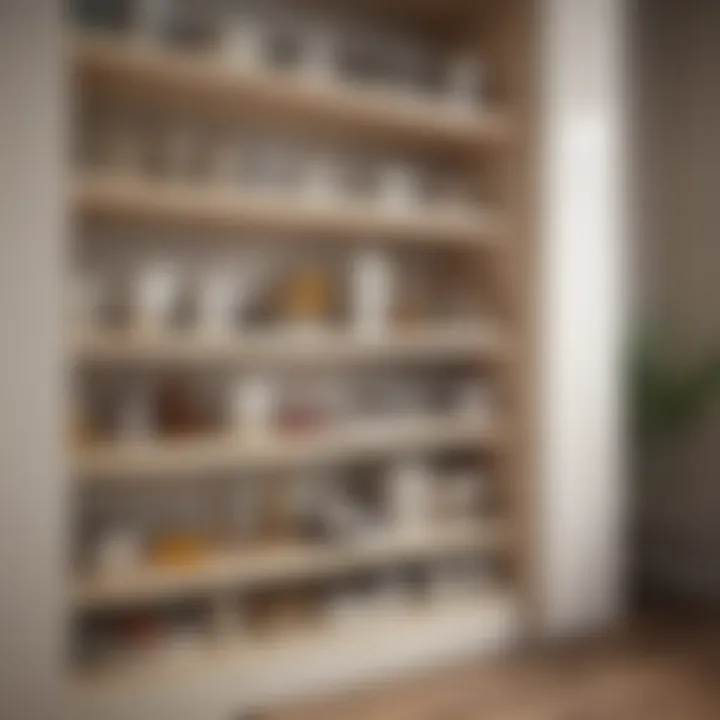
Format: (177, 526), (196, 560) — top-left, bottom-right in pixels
(72, 323), (509, 367)
(67, 2), (536, 713)
(74, 414), (504, 483)
(74, 172), (506, 246)
(73, 521), (510, 611)
(73, 32), (513, 153)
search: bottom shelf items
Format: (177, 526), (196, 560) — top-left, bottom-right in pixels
(72, 586), (521, 709)
(73, 540), (510, 665)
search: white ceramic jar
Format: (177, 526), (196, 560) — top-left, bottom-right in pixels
(132, 261), (181, 332)
(94, 527), (143, 577)
(217, 8), (267, 71)
(379, 161), (422, 215)
(229, 375), (275, 436)
(351, 250), (394, 339)
(386, 458), (433, 535)
(196, 266), (240, 335)
(297, 19), (339, 85)
(446, 54), (484, 114)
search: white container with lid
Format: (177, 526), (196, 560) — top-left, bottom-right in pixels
(446, 54), (484, 113)
(196, 266), (241, 335)
(352, 250), (394, 340)
(386, 458), (433, 534)
(230, 375), (275, 436)
(297, 20), (339, 85)
(94, 527), (144, 577)
(132, 260), (181, 333)
(217, 6), (267, 70)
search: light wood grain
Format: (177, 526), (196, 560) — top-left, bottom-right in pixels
(72, 323), (509, 367)
(73, 414), (504, 483)
(73, 172), (505, 245)
(74, 521), (510, 610)
(73, 32), (513, 152)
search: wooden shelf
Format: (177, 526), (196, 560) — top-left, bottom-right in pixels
(73, 33), (512, 152)
(74, 414), (502, 483)
(72, 324), (509, 367)
(66, 5), (535, 716)
(73, 521), (509, 610)
(73, 172), (505, 245)
(72, 589), (520, 711)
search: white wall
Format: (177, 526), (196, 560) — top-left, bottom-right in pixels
(0, 2), (65, 720)
(538, 0), (627, 634)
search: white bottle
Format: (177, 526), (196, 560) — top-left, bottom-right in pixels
(387, 458), (432, 535)
(352, 250), (393, 340)
(132, 261), (180, 332)
(447, 54), (484, 114)
(218, 10), (266, 71)
(379, 162), (421, 215)
(303, 152), (339, 206)
(297, 20), (338, 85)
(94, 527), (143, 577)
(197, 267), (239, 335)
(116, 384), (155, 440)
(131, 0), (175, 41)
(230, 375), (275, 436)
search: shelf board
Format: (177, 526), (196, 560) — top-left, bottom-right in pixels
(73, 414), (502, 483)
(72, 589), (520, 713)
(73, 172), (504, 246)
(73, 33), (512, 152)
(72, 324), (509, 367)
(73, 521), (509, 611)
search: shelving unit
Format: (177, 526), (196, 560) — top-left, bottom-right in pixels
(67, 1), (534, 716)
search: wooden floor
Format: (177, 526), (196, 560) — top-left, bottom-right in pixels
(266, 612), (720, 720)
